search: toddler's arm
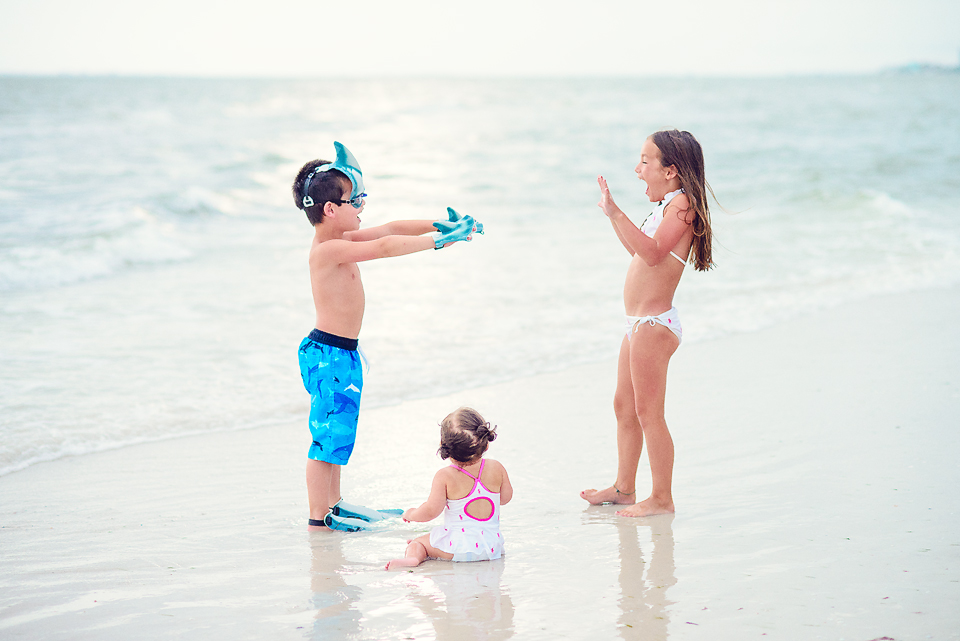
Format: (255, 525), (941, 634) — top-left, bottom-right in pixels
(402, 471), (449, 523)
(499, 466), (514, 506)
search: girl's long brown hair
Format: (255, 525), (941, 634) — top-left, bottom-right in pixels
(650, 129), (715, 271)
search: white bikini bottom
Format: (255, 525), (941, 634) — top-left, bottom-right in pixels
(625, 307), (682, 344)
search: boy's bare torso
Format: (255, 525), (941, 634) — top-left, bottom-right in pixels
(310, 239), (365, 339)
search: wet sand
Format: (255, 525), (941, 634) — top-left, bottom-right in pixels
(1, 286), (958, 640)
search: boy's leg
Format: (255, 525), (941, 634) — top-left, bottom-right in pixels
(581, 336), (642, 505)
(617, 324), (677, 517)
(306, 459), (341, 529)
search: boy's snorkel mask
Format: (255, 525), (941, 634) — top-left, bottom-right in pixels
(301, 142), (366, 209)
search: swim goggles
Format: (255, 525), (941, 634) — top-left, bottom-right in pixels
(333, 194), (367, 209)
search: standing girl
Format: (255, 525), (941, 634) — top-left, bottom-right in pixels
(386, 407), (513, 569)
(581, 129), (714, 517)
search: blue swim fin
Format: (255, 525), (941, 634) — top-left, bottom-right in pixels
(323, 511), (370, 532)
(332, 500), (403, 522)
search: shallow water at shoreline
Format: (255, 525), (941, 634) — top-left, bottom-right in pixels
(2, 74), (960, 477)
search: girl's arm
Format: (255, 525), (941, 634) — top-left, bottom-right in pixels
(608, 217), (635, 256)
(345, 220), (436, 242)
(402, 471), (449, 523)
(598, 176), (690, 266)
(597, 177), (636, 255)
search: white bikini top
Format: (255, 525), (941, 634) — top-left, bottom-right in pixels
(639, 188), (687, 265)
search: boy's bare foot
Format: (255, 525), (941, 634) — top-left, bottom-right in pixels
(385, 557), (420, 571)
(615, 496), (674, 517)
(580, 485), (636, 506)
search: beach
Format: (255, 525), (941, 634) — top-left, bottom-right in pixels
(2, 285), (958, 640)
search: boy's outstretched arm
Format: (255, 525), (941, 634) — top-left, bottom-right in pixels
(320, 235), (437, 264)
(345, 220), (435, 242)
(346, 208), (482, 242)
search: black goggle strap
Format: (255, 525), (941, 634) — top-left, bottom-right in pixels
(301, 164), (331, 208)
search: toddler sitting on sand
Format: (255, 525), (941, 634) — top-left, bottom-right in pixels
(386, 407), (512, 569)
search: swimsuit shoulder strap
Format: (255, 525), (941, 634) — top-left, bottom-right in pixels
(450, 463), (479, 480)
(661, 188), (684, 207)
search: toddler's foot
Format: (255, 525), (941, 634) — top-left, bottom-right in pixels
(580, 486), (636, 506)
(616, 496), (674, 517)
(385, 557), (421, 571)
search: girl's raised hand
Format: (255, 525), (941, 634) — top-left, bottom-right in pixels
(597, 175), (619, 218)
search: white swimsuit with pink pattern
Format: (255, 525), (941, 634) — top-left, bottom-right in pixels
(429, 459), (504, 562)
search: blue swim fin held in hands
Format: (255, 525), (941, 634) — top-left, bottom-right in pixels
(450, 206), (483, 235)
(431, 207), (482, 249)
(431, 206), (463, 234)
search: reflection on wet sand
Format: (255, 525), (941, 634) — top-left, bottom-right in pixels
(393, 559), (515, 641)
(309, 533), (362, 638)
(308, 532), (513, 640)
(617, 514), (676, 640)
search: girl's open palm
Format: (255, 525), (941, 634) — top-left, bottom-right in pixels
(597, 175), (618, 218)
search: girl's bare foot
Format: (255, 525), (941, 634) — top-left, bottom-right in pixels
(580, 485), (636, 506)
(616, 496), (674, 517)
(385, 557), (421, 571)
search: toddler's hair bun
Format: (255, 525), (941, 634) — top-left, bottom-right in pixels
(477, 421), (497, 442)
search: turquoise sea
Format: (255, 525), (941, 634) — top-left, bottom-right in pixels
(1, 74), (959, 475)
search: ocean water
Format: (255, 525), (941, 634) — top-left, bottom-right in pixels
(1, 74), (959, 476)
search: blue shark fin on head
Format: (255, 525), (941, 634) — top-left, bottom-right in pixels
(301, 141), (365, 208)
(318, 141), (365, 200)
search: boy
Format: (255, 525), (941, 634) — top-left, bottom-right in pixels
(293, 142), (479, 531)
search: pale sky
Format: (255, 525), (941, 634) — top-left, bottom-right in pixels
(1, 0), (958, 77)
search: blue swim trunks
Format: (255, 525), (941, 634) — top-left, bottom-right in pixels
(298, 329), (364, 465)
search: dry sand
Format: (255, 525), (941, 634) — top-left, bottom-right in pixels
(1, 286), (958, 640)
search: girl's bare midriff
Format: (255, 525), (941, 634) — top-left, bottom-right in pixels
(623, 237), (689, 317)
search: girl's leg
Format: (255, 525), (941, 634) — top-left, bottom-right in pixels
(581, 336), (643, 505)
(385, 534), (454, 570)
(306, 459), (340, 529)
(617, 324), (678, 517)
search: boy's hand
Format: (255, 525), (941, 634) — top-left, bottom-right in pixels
(431, 207), (482, 249)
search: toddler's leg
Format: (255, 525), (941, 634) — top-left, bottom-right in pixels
(385, 535), (431, 570)
(385, 535), (454, 570)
